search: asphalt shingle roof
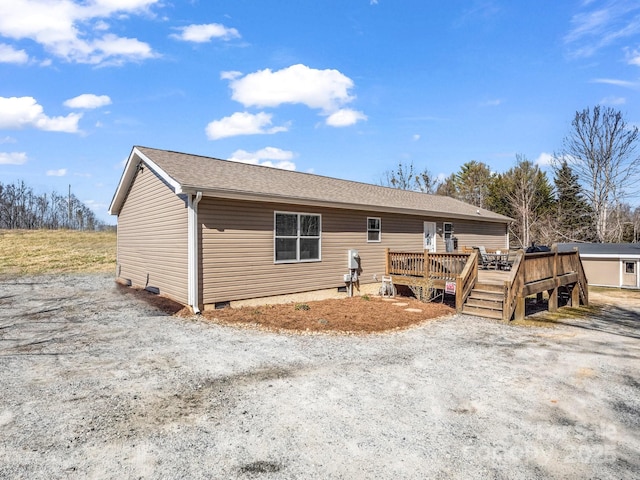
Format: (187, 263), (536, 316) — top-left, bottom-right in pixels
(113, 146), (512, 223)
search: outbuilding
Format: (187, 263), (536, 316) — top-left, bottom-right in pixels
(558, 243), (640, 289)
(109, 146), (512, 312)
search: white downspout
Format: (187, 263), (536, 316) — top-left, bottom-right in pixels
(188, 191), (203, 314)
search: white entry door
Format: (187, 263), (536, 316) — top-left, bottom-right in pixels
(424, 221), (436, 252)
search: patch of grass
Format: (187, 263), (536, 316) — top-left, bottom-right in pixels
(0, 229), (116, 275)
(512, 304), (603, 327)
(362, 294), (371, 301)
(294, 303), (310, 311)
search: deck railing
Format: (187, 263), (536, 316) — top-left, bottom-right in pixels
(503, 250), (525, 321)
(504, 245), (588, 320)
(456, 250), (478, 311)
(386, 245), (588, 321)
(385, 249), (475, 310)
(386, 250), (470, 280)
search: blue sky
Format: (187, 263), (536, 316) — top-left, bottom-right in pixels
(1, 0), (640, 224)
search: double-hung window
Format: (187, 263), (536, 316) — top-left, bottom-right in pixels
(367, 217), (381, 242)
(275, 212), (321, 263)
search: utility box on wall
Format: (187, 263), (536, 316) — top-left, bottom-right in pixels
(348, 249), (359, 269)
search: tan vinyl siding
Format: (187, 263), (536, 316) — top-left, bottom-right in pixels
(116, 165), (188, 303)
(448, 220), (508, 251)
(199, 198), (505, 304)
(581, 258), (619, 287)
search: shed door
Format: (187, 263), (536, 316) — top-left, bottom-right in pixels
(424, 222), (436, 253)
(622, 260), (638, 288)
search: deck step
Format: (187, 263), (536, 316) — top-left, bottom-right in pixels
(473, 282), (505, 293)
(462, 305), (503, 320)
(463, 287), (505, 320)
(467, 289), (503, 302)
(465, 297), (502, 309)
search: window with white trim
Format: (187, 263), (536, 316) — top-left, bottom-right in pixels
(625, 261), (635, 274)
(275, 212), (321, 263)
(367, 217), (381, 242)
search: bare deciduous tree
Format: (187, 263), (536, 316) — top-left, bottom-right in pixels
(381, 161), (439, 194)
(0, 180), (103, 230)
(502, 155), (553, 248)
(556, 106), (640, 243)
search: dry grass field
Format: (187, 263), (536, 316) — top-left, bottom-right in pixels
(0, 229), (116, 276)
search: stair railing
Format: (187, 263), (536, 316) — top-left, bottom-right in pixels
(503, 249), (525, 321)
(455, 250), (478, 312)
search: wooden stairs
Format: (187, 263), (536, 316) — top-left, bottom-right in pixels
(462, 282), (504, 320)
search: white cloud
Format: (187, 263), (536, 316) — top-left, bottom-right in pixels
(46, 168), (67, 176)
(226, 64), (357, 112)
(64, 94), (112, 109)
(170, 23), (240, 43)
(0, 0), (159, 65)
(205, 112), (288, 140)
(0, 151), (27, 165)
(0, 96), (82, 132)
(592, 78), (639, 88)
(228, 147), (296, 170)
(535, 152), (554, 167)
(479, 98), (503, 107)
(412, 134), (421, 141)
(600, 95), (626, 105)
(0, 136), (17, 144)
(220, 70), (242, 80)
(564, 2), (640, 58)
(0, 43), (28, 63)
(625, 46), (640, 66)
(325, 108), (367, 127)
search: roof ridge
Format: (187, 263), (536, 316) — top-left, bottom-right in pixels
(135, 145), (452, 200)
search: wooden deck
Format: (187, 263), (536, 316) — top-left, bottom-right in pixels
(386, 246), (589, 321)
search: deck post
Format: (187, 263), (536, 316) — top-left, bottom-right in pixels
(515, 296), (525, 321)
(548, 287), (558, 312)
(455, 276), (462, 311)
(385, 247), (390, 275)
(423, 249), (430, 279)
(571, 283), (580, 306)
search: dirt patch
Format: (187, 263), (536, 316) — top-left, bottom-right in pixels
(202, 296), (454, 334)
(117, 283), (455, 334)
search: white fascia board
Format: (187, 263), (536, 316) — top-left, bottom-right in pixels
(108, 148), (138, 215)
(135, 148), (182, 193)
(580, 253), (640, 260)
(108, 147), (183, 215)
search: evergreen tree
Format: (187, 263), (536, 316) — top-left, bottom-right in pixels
(552, 160), (593, 242)
(453, 161), (493, 209)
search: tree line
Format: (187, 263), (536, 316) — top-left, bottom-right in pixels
(0, 180), (106, 231)
(382, 106), (640, 247)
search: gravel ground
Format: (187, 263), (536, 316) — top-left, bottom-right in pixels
(0, 273), (639, 479)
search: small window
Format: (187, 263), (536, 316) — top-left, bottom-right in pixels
(367, 217), (381, 242)
(443, 222), (453, 239)
(275, 212), (321, 263)
(625, 262), (635, 274)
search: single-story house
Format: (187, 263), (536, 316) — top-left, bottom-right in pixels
(558, 243), (640, 289)
(109, 146), (512, 312)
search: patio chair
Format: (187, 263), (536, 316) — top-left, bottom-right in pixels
(474, 246), (496, 270)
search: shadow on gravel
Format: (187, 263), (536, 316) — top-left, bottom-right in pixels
(553, 305), (640, 341)
(527, 305), (640, 339)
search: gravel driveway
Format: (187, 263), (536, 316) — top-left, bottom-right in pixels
(1, 273), (639, 479)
